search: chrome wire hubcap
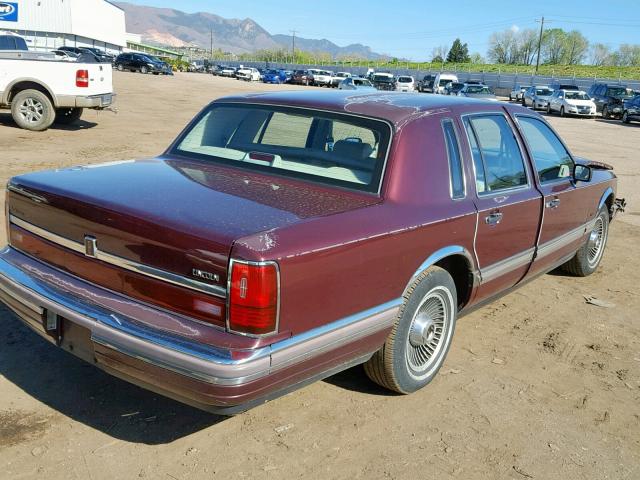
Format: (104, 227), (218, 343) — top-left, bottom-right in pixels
(406, 288), (451, 377)
(587, 217), (606, 267)
(19, 98), (44, 124)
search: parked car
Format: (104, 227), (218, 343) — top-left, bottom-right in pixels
(0, 32), (28, 51)
(58, 46), (112, 63)
(236, 67), (261, 82)
(291, 69), (312, 85)
(219, 66), (236, 77)
(262, 69), (288, 84)
(51, 50), (79, 62)
(433, 73), (458, 94)
(338, 77), (376, 91)
(372, 72), (396, 91)
(331, 72), (351, 87)
(546, 90), (596, 118)
(444, 82), (465, 96)
(0, 91), (624, 414)
(1, 40), (114, 131)
(523, 86), (554, 110)
(417, 75), (435, 93)
(146, 55), (174, 75)
(587, 83), (635, 119)
(457, 84), (497, 100)
(310, 70), (334, 87)
(114, 53), (165, 74)
(622, 94), (640, 124)
(395, 76), (415, 92)
(549, 83), (579, 92)
(509, 84), (528, 101)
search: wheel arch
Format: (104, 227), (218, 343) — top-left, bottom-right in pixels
(5, 78), (57, 108)
(598, 187), (615, 219)
(405, 246), (479, 310)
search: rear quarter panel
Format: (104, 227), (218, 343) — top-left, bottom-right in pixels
(231, 115), (479, 336)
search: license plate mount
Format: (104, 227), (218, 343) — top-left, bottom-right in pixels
(42, 309), (64, 346)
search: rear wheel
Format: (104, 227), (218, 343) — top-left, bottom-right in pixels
(547, 104), (552, 114)
(562, 206), (609, 277)
(11, 89), (56, 132)
(364, 267), (457, 394)
(116, 63), (123, 71)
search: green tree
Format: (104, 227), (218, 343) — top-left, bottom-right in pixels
(446, 38), (470, 63)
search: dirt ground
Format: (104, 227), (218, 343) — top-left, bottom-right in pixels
(0, 73), (638, 480)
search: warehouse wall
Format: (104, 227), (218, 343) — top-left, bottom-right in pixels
(0, 0), (125, 47)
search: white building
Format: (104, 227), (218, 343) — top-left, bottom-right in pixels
(0, 0), (126, 54)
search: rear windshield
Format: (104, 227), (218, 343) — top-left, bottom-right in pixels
(398, 77), (413, 83)
(536, 88), (553, 96)
(172, 104), (392, 193)
(466, 85), (492, 94)
(606, 87), (632, 97)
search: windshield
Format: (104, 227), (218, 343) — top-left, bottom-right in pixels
(606, 87), (632, 97)
(354, 79), (373, 86)
(266, 70), (278, 75)
(373, 75), (394, 82)
(536, 88), (553, 96)
(439, 79), (455, 86)
(565, 92), (590, 100)
(337, 73), (349, 78)
(398, 77), (413, 83)
(466, 85), (492, 94)
(172, 104), (391, 192)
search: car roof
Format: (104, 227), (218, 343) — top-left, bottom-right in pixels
(213, 90), (519, 126)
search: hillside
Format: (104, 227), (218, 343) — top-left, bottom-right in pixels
(116, 2), (384, 59)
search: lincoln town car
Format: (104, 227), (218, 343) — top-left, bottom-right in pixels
(0, 91), (624, 413)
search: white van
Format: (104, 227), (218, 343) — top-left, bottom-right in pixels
(433, 73), (459, 94)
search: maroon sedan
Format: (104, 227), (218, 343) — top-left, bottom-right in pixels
(0, 91), (624, 413)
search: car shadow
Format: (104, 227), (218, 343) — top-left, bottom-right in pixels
(0, 112), (98, 131)
(0, 306), (224, 445)
(322, 364), (399, 396)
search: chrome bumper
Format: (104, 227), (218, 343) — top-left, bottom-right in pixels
(0, 247), (400, 389)
(57, 93), (115, 109)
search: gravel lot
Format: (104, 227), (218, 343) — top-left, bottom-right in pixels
(0, 72), (638, 480)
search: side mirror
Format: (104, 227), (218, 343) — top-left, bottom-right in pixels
(574, 164), (592, 182)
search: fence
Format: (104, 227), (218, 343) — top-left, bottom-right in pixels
(221, 60), (640, 92)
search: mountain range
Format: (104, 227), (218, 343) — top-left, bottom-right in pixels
(115, 2), (386, 59)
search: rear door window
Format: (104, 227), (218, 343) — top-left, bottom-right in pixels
(464, 114), (528, 194)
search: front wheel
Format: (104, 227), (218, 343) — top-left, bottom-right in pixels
(364, 266), (457, 394)
(602, 105), (610, 119)
(547, 104), (552, 114)
(141, 66), (148, 74)
(562, 206), (609, 277)
(11, 89), (56, 131)
(116, 64), (123, 71)
(622, 111), (630, 124)
(560, 106), (566, 117)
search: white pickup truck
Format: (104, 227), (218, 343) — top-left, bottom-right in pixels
(0, 35), (115, 131)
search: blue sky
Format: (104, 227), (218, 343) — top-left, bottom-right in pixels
(124, 0), (640, 60)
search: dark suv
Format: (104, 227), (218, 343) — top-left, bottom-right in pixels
(114, 53), (165, 74)
(417, 75), (435, 93)
(587, 83), (635, 119)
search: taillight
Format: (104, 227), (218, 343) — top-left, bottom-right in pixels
(228, 260), (279, 336)
(76, 70), (89, 88)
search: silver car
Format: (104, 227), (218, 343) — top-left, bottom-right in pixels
(338, 77), (377, 91)
(523, 86), (554, 110)
(509, 84), (528, 101)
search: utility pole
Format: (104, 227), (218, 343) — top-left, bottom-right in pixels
(290, 29), (297, 63)
(210, 27), (213, 60)
(534, 16), (545, 75)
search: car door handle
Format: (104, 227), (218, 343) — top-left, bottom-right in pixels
(485, 212), (503, 225)
(546, 198), (561, 209)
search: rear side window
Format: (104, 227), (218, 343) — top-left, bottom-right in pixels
(464, 115), (528, 194)
(173, 104), (391, 192)
(517, 116), (573, 183)
(442, 119), (465, 199)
